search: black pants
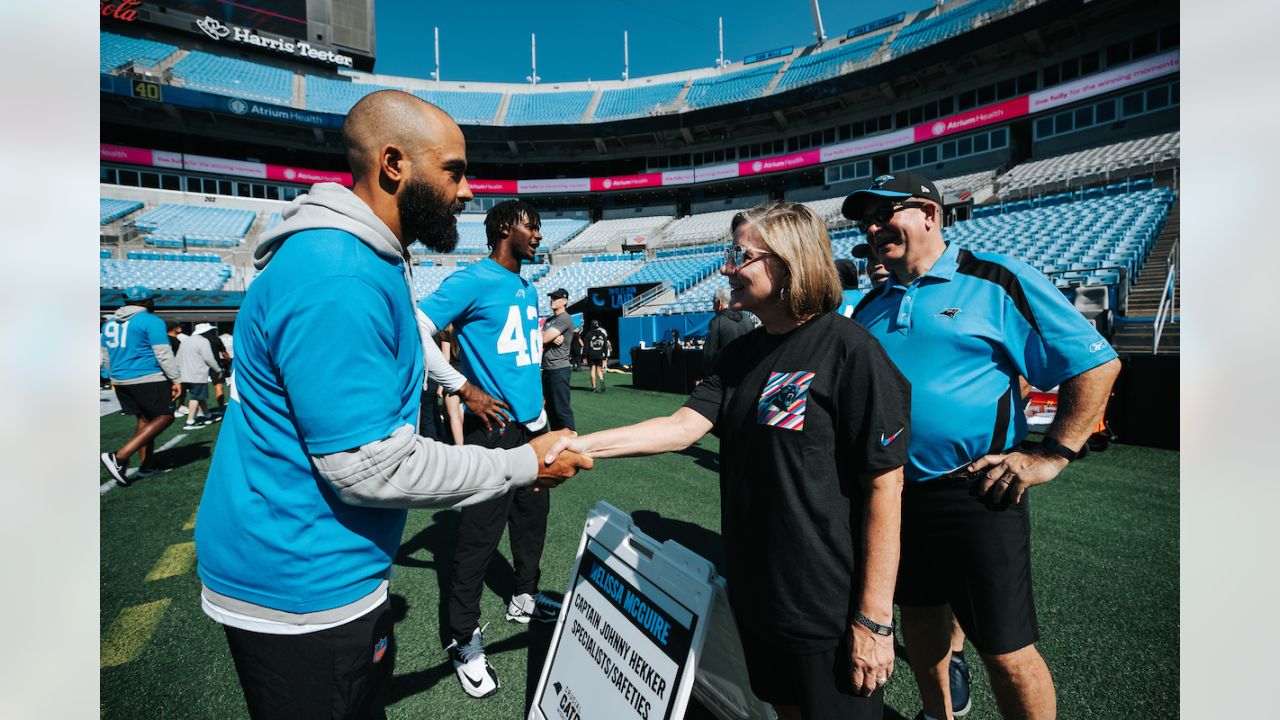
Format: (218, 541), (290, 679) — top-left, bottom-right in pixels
(541, 367), (575, 431)
(446, 416), (549, 643)
(223, 597), (395, 720)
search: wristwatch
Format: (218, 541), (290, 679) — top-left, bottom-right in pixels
(854, 612), (894, 636)
(1038, 437), (1079, 462)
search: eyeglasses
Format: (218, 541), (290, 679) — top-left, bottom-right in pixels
(724, 244), (774, 269)
(855, 201), (929, 233)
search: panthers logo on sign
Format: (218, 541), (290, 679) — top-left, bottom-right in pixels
(757, 370), (815, 431)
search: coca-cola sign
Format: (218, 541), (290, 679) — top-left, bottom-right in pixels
(101, 0), (141, 22)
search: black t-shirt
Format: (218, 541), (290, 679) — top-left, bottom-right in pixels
(683, 312), (911, 651)
(585, 328), (609, 359)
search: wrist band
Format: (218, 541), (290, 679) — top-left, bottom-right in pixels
(1039, 437), (1079, 462)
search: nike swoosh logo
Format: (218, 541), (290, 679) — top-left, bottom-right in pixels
(881, 427), (904, 446)
(462, 670), (486, 689)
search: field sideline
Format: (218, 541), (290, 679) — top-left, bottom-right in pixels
(100, 370), (1178, 719)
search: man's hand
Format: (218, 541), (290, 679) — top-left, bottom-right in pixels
(455, 383), (510, 430)
(170, 383), (182, 401)
(849, 622), (895, 697)
(528, 430), (593, 491)
(551, 334), (564, 346)
(970, 449), (1069, 504)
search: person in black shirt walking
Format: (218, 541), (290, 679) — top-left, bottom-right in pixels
(543, 201), (911, 720)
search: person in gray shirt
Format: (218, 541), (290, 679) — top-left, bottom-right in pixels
(540, 288), (576, 430)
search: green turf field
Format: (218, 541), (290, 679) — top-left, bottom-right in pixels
(100, 371), (1178, 719)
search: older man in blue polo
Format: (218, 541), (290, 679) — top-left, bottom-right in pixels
(848, 172), (1120, 720)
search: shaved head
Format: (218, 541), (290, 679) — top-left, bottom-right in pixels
(340, 89), (473, 250)
(342, 90), (462, 182)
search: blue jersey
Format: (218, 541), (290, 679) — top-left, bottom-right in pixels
(419, 258), (544, 424)
(100, 309), (168, 381)
(838, 288), (864, 318)
(196, 229), (424, 614)
(854, 243), (1117, 482)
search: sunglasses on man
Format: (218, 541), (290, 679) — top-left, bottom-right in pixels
(855, 200), (930, 233)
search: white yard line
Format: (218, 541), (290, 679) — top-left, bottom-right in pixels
(99, 432), (192, 496)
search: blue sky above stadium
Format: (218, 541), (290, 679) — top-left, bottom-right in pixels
(373, 0), (928, 83)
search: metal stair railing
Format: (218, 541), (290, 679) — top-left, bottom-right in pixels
(1152, 238), (1179, 353)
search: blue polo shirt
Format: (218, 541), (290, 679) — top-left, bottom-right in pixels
(196, 228), (424, 613)
(838, 288), (865, 318)
(418, 258), (543, 424)
(100, 309), (168, 381)
(854, 242), (1116, 482)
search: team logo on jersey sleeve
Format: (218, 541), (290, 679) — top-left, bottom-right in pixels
(757, 370), (815, 431)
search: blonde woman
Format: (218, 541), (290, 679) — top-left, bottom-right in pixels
(545, 201), (911, 720)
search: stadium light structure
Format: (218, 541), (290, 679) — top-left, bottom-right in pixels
(810, 0), (827, 44)
(622, 30), (629, 81)
(715, 17), (728, 69)
(429, 26), (440, 81)
(526, 33), (541, 85)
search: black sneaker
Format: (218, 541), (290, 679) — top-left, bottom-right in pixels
(951, 650), (973, 716)
(100, 452), (130, 487)
(446, 627), (499, 699)
(505, 592), (562, 624)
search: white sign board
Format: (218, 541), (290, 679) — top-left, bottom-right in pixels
(531, 502), (715, 720)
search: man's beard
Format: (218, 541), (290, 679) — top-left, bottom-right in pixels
(398, 178), (464, 253)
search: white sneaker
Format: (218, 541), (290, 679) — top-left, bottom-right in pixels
(506, 592), (562, 624)
(174, 406), (189, 417)
(100, 452), (130, 487)
(446, 626), (499, 699)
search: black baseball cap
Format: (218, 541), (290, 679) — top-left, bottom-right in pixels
(850, 243), (873, 259)
(547, 288), (569, 300)
(841, 171), (944, 220)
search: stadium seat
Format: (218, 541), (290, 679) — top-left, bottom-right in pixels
(889, 0), (1017, 58)
(100, 31), (177, 74)
(776, 33), (889, 92)
(593, 82), (686, 121)
(505, 91), (596, 125)
(685, 63), (782, 109)
(171, 51), (294, 105)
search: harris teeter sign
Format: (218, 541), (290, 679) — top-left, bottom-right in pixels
(531, 502), (716, 720)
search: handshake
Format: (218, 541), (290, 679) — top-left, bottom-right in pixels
(527, 429), (592, 491)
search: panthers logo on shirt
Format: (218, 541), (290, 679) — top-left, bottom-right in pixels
(757, 370), (815, 431)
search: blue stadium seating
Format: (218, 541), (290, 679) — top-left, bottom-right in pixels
(946, 186), (1175, 285)
(593, 82), (685, 121)
(100, 31), (177, 74)
(505, 90), (595, 125)
(534, 257), (645, 314)
(620, 253), (722, 294)
(101, 248), (111, 259)
(101, 198), (144, 225)
(305, 76), (402, 114)
(776, 33), (889, 92)
(684, 63), (781, 109)
(414, 90), (504, 125)
(890, 0), (1016, 58)
(264, 213), (284, 232)
(101, 257), (233, 291)
(131, 204), (257, 248)
(171, 51), (294, 105)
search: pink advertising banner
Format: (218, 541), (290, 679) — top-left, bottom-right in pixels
(820, 129), (915, 163)
(100, 143), (156, 166)
(914, 96), (1030, 143)
(1029, 50), (1179, 113)
(468, 179), (519, 194)
(589, 173), (664, 192)
(183, 154), (267, 179)
(265, 165), (352, 185)
(737, 149), (821, 177)
(517, 178), (592, 194)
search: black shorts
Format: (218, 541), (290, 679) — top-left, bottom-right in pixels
(223, 596), (395, 720)
(114, 381), (174, 420)
(739, 630), (883, 718)
(184, 382), (210, 402)
(587, 355), (606, 367)
(896, 473), (1038, 655)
